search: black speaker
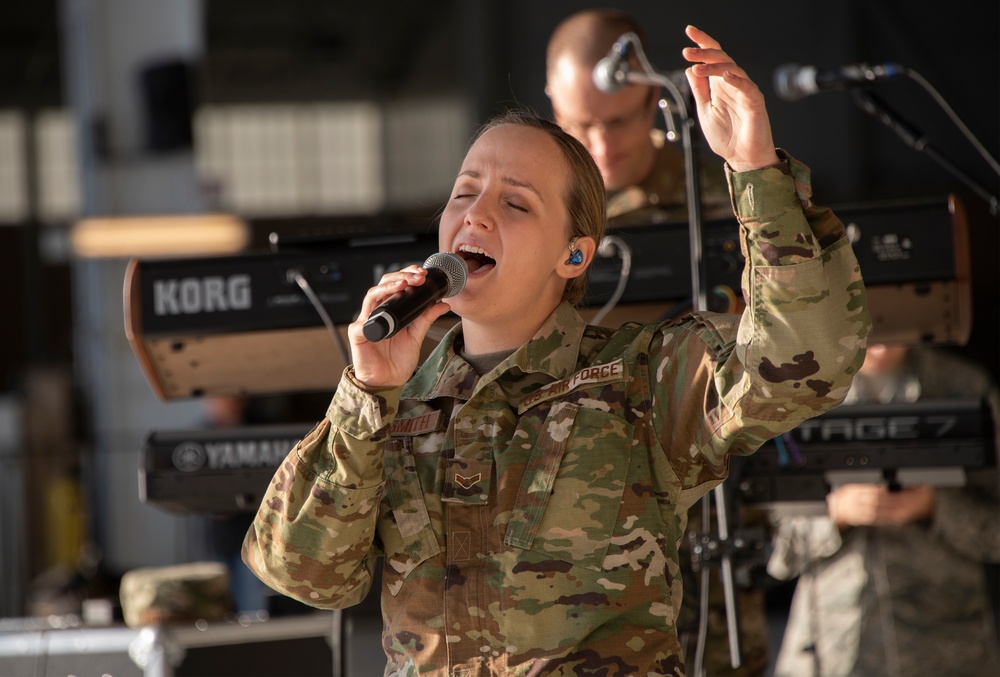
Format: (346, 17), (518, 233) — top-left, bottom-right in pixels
(139, 58), (197, 153)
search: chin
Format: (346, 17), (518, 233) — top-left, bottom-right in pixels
(450, 297), (503, 326)
(446, 296), (474, 320)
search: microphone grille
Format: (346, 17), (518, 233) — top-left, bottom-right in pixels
(593, 57), (624, 93)
(773, 63), (816, 102)
(424, 252), (468, 298)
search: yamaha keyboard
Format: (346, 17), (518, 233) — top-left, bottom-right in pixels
(140, 424), (311, 514)
(125, 194), (971, 399)
(139, 399), (995, 516)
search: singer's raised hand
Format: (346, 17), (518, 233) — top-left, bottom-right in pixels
(348, 265), (453, 388)
(682, 25), (780, 172)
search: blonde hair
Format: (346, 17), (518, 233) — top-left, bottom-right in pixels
(472, 110), (606, 305)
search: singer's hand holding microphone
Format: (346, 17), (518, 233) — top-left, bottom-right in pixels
(349, 252), (467, 388)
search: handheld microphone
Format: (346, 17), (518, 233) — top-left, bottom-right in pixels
(362, 252), (467, 342)
(773, 62), (905, 101)
(593, 36), (635, 93)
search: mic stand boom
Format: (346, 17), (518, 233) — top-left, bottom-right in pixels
(851, 89), (999, 217)
(614, 66), (707, 312)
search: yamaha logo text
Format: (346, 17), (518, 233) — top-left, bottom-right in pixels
(172, 438), (295, 471)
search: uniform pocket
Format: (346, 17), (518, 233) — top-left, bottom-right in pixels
(379, 437), (440, 595)
(504, 402), (633, 571)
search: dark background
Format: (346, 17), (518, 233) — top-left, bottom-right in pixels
(1, 0), (996, 391)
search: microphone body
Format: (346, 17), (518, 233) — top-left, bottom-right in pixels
(592, 33), (688, 112)
(592, 37), (634, 93)
(362, 252), (467, 342)
(774, 62), (905, 101)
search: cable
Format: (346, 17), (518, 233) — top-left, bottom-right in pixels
(904, 68), (1000, 177)
(589, 235), (632, 326)
(783, 431), (804, 465)
(774, 434), (790, 466)
(851, 89), (999, 216)
(692, 494), (712, 677)
(287, 269), (352, 367)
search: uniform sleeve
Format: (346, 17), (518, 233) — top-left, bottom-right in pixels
(241, 366), (401, 609)
(655, 151), (871, 496)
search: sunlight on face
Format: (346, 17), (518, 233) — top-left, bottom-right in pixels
(438, 124), (572, 332)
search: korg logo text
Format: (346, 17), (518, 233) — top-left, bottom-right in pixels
(154, 275), (252, 315)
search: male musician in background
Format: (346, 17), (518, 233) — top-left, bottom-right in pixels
(545, 8), (731, 228)
(768, 343), (1000, 676)
(545, 10), (768, 675)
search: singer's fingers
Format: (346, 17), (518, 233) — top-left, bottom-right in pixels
(683, 28), (741, 114)
(357, 276), (406, 319)
(356, 266), (428, 318)
(368, 265), (426, 298)
(684, 25), (721, 50)
(687, 59), (748, 80)
(682, 40), (749, 84)
(348, 294), (444, 388)
(681, 28), (747, 80)
(682, 26), (750, 89)
(347, 298), (414, 385)
(377, 264), (426, 286)
(405, 300), (453, 339)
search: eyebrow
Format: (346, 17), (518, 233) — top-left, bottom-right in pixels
(458, 170), (545, 203)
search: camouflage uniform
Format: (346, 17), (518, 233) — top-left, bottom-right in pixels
(606, 130), (732, 226)
(769, 348), (1000, 677)
(243, 153), (870, 676)
(608, 130), (773, 676)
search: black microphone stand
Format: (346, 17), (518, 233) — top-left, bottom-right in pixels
(851, 89), (999, 217)
(612, 35), (743, 673)
(613, 37), (707, 311)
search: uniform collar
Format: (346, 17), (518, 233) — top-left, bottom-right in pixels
(402, 301), (587, 402)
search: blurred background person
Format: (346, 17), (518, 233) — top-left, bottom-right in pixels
(768, 343), (1000, 677)
(545, 8), (732, 228)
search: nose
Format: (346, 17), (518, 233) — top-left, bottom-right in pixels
(585, 127), (612, 161)
(464, 194), (495, 230)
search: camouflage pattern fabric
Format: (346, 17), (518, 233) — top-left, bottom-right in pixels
(769, 348), (1000, 677)
(243, 153), (871, 676)
(606, 130), (732, 226)
(610, 129), (775, 676)
(119, 562), (231, 627)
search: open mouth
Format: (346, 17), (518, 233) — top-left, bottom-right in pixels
(457, 244), (496, 274)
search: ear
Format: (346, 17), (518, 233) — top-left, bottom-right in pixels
(556, 235), (597, 281)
